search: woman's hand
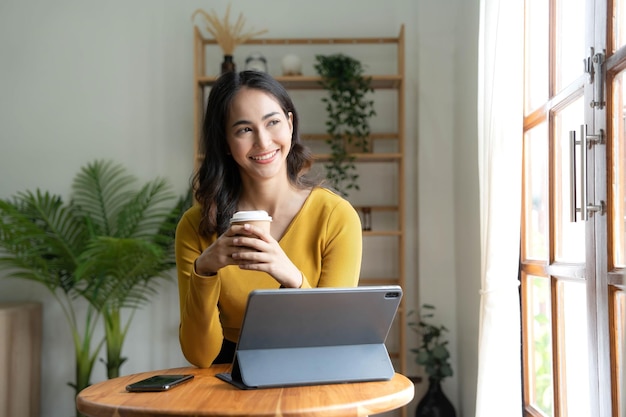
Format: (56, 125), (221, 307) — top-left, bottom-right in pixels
(194, 224), (302, 288)
(193, 225), (246, 276)
(230, 223), (302, 288)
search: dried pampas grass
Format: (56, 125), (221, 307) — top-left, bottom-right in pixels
(192, 4), (268, 55)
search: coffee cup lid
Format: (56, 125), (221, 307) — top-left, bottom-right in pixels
(230, 210), (273, 223)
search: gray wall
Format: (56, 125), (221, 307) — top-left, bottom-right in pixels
(0, 0), (480, 416)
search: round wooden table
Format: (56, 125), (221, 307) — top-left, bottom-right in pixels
(76, 365), (414, 417)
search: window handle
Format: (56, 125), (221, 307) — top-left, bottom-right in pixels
(569, 130), (578, 222)
(569, 125), (605, 222)
(568, 129), (586, 221)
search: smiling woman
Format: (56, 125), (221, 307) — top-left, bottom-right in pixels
(174, 70), (363, 368)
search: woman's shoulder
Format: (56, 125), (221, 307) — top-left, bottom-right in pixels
(310, 186), (347, 202)
(176, 204), (219, 245)
(308, 187), (358, 215)
(300, 187), (361, 233)
(177, 204), (203, 229)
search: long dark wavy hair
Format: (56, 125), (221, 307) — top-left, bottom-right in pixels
(193, 70), (319, 237)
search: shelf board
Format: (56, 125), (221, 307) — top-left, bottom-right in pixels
(197, 75), (402, 90)
(313, 153), (402, 162)
(363, 230), (402, 237)
(196, 152), (401, 163)
(302, 133), (400, 141)
(196, 153), (402, 165)
(353, 205), (398, 212)
(201, 36), (401, 46)
(196, 153), (401, 163)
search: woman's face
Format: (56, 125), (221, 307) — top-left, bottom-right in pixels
(226, 87), (293, 183)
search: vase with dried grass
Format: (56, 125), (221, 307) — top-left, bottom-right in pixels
(192, 4), (268, 74)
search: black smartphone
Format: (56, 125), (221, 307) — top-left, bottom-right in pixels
(125, 374), (194, 392)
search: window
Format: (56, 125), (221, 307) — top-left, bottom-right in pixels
(521, 0), (626, 416)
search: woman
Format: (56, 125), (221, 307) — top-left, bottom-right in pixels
(175, 71), (362, 368)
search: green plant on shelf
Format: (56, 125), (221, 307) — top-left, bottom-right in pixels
(314, 53), (376, 197)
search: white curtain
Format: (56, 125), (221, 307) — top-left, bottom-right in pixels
(475, 1), (524, 416)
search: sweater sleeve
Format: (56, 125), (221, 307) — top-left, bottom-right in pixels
(316, 197), (362, 288)
(175, 208), (223, 368)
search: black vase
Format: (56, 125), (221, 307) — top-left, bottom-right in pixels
(415, 378), (457, 417)
(221, 55), (236, 73)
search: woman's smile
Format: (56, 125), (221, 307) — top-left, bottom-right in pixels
(249, 149), (279, 163)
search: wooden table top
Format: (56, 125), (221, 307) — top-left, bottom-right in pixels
(76, 365), (414, 417)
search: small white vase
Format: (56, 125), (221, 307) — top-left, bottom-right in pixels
(281, 54), (302, 76)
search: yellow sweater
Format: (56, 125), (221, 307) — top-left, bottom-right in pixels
(175, 187), (362, 368)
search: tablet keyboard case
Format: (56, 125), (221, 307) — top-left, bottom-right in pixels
(216, 286), (402, 389)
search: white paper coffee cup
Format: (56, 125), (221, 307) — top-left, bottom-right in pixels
(229, 210), (272, 234)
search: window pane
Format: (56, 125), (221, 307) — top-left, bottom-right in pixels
(555, 0), (585, 90)
(614, 0), (626, 51)
(525, 275), (554, 416)
(524, 124), (549, 261)
(556, 280), (590, 416)
(553, 96), (586, 263)
(525, 0), (549, 113)
(612, 70), (626, 267)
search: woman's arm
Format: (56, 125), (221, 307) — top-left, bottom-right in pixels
(315, 197), (363, 288)
(175, 209), (223, 368)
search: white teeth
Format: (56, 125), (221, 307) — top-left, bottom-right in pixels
(251, 150), (277, 161)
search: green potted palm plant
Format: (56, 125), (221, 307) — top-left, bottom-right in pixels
(0, 160), (191, 417)
(314, 53), (376, 197)
(408, 304), (456, 417)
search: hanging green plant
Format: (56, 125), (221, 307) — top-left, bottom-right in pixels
(314, 54), (376, 197)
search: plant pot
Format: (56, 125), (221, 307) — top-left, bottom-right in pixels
(415, 378), (456, 417)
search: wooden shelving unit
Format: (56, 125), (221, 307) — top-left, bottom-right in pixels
(193, 25), (408, 414)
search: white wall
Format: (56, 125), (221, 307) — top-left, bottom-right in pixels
(0, 0), (480, 416)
